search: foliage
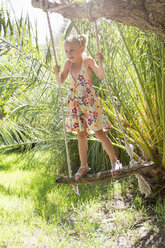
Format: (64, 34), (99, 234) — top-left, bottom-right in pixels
(64, 18), (164, 167)
(0, 3), (164, 176)
(0, 6), (60, 144)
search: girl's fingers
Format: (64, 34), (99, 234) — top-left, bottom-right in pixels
(53, 65), (61, 73)
(96, 52), (104, 61)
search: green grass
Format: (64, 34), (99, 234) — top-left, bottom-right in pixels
(0, 152), (164, 248)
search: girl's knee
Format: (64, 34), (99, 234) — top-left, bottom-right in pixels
(94, 129), (105, 139)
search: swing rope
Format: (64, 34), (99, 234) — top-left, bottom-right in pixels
(94, 21), (135, 165)
(45, 11), (71, 178)
(94, 20), (136, 166)
(93, 20), (152, 197)
(40, 0), (79, 194)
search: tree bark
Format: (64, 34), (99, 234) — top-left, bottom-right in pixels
(31, 0), (165, 40)
(56, 161), (155, 185)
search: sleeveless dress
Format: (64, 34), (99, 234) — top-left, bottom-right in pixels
(65, 61), (111, 133)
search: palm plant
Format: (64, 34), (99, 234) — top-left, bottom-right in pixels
(63, 18), (164, 171)
(0, 4), (84, 175)
(0, 5), (60, 149)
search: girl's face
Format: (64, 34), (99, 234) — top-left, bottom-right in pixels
(64, 42), (84, 63)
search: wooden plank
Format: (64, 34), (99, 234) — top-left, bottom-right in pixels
(56, 161), (155, 185)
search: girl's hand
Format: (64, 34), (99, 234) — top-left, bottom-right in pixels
(96, 52), (104, 63)
(53, 65), (61, 75)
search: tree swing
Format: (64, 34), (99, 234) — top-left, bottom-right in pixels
(33, 0), (155, 197)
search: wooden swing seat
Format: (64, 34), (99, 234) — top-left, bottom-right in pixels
(56, 161), (154, 185)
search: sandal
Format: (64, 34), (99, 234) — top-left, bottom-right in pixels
(75, 165), (91, 181)
(111, 160), (122, 176)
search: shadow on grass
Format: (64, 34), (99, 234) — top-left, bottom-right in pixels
(132, 197), (165, 248)
(133, 228), (165, 248)
(122, 185), (165, 248)
(105, 177), (165, 248)
(0, 164), (12, 171)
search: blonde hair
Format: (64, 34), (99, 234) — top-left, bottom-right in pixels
(64, 35), (87, 48)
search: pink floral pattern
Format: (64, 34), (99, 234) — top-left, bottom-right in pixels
(65, 62), (111, 133)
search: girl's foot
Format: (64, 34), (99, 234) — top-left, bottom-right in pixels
(111, 160), (122, 176)
(75, 165), (91, 181)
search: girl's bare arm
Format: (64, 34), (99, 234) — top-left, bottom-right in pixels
(54, 60), (70, 84)
(88, 54), (104, 79)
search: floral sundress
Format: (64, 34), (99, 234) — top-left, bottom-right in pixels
(65, 61), (111, 133)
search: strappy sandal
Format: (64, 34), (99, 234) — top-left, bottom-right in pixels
(111, 160), (122, 176)
(75, 165), (91, 181)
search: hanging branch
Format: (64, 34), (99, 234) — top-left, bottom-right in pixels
(31, 0), (165, 41)
(56, 161), (154, 185)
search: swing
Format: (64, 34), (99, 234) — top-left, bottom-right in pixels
(56, 161), (154, 185)
(33, 0), (155, 197)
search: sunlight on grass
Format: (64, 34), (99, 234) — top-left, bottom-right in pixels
(0, 153), (22, 170)
(111, 208), (140, 234)
(0, 170), (34, 197)
(0, 194), (35, 223)
(0, 153), (164, 247)
(72, 200), (102, 236)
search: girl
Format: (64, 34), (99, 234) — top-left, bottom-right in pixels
(54, 35), (122, 180)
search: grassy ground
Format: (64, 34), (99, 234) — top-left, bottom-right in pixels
(0, 152), (165, 248)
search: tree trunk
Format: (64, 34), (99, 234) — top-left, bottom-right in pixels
(31, 0), (165, 41)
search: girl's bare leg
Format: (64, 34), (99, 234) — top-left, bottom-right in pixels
(78, 130), (116, 164)
(94, 129), (117, 164)
(78, 130), (88, 166)
(94, 129), (122, 175)
(75, 131), (90, 180)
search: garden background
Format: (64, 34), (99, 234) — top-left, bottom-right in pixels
(0, 1), (165, 247)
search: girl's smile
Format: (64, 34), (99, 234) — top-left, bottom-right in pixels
(64, 42), (84, 63)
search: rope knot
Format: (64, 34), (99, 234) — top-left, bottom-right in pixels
(88, 1), (98, 22)
(40, 0), (48, 12)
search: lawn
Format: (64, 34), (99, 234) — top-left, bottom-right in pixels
(0, 152), (165, 248)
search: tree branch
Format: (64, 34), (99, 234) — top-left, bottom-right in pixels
(56, 161), (155, 185)
(31, 0), (165, 40)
